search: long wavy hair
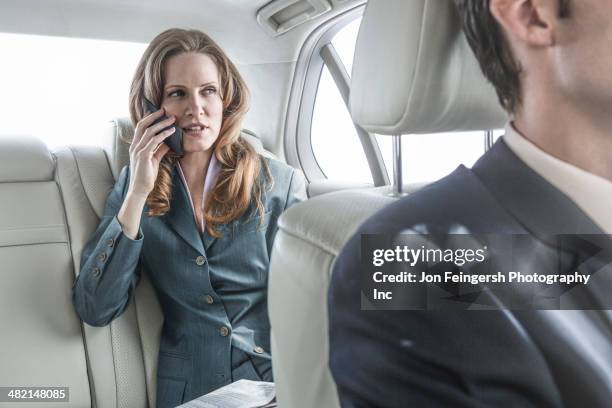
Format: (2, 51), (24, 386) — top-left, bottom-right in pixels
(127, 28), (271, 237)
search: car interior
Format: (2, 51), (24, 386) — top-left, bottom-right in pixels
(5, 0), (602, 407)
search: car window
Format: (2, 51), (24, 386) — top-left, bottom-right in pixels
(376, 132), (485, 184)
(311, 65), (373, 182)
(0, 33), (146, 149)
(310, 17), (369, 182)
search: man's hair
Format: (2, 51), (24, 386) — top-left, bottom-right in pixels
(455, 0), (571, 113)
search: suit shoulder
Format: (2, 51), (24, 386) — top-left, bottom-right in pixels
(262, 156), (298, 185)
(263, 156), (295, 175)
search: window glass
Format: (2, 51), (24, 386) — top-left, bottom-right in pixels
(311, 66), (372, 182)
(0, 33), (147, 149)
(377, 132), (486, 184)
(311, 17), (371, 183)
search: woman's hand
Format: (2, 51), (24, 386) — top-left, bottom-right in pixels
(127, 108), (176, 198)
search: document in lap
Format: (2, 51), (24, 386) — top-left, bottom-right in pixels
(177, 380), (276, 408)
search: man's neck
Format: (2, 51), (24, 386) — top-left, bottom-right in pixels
(513, 98), (612, 182)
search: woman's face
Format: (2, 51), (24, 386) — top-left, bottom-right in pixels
(161, 52), (224, 154)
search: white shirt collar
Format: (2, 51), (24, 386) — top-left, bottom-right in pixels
(503, 122), (612, 233)
(176, 154), (220, 232)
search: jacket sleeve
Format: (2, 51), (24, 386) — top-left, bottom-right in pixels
(72, 165), (145, 327)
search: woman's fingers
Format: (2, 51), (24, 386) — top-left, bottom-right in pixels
(140, 108), (166, 129)
(142, 127), (176, 155)
(133, 108), (165, 145)
(134, 117), (175, 152)
(145, 116), (176, 139)
(153, 142), (171, 161)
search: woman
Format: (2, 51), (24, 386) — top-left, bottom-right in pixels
(72, 28), (306, 407)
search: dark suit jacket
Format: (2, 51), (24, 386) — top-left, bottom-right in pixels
(328, 140), (612, 407)
(72, 157), (306, 407)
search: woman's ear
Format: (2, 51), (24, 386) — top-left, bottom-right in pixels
(490, 0), (558, 48)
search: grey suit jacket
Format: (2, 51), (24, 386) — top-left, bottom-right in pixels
(329, 139), (612, 407)
(72, 157), (306, 407)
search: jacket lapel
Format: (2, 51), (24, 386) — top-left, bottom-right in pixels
(164, 169), (205, 256)
(201, 225), (217, 252)
(201, 214), (236, 252)
(472, 139), (612, 311)
(201, 207), (258, 252)
(472, 139), (606, 238)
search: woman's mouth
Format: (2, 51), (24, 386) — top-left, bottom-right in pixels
(182, 125), (208, 137)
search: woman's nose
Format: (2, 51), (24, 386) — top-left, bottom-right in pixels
(185, 95), (206, 117)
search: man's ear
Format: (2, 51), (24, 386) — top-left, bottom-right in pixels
(490, 0), (558, 47)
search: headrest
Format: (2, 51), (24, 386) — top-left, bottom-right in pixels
(0, 136), (54, 182)
(103, 119), (132, 181)
(104, 119), (273, 181)
(350, 0), (508, 135)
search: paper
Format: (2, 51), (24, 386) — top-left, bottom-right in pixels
(177, 380), (276, 408)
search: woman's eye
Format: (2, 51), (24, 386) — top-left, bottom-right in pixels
(203, 87), (217, 96)
(168, 90), (184, 97)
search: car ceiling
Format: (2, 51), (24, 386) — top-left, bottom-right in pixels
(0, 0), (366, 64)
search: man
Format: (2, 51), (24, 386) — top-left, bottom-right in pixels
(328, 1), (612, 406)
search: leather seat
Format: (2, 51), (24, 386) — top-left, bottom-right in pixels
(267, 1), (505, 407)
(0, 135), (114, 407)
(56, 132), (151, 408)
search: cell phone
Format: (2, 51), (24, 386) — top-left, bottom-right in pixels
(143, 98), (184, 155)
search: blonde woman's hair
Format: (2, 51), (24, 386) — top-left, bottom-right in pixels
(127, 28), (270, 237)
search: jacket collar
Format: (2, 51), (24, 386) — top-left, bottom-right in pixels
(472, 139), (605, 239)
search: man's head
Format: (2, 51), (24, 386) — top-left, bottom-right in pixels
(460, 0), (612, 118)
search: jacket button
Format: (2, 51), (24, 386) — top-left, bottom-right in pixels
(254, 346), (264, 354)
(91, 267), (101, 278)
(106, 238), (114, 247)
(196, 256), (206, 266)
(97, 253), (107, 262)
(219, 326), (229, 337)
(203, 295), (214, 305)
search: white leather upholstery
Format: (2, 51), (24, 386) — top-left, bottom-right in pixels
(0, 136), (91, 407)
(55, 146), (151, 408)
(0, 135), (54, 182)
(104, 119), (132, 182)
(350, 0), (507, 135)
(268, 1), (507, 407)
(269, 189), (394, 408)
(0, 134), (155, 407)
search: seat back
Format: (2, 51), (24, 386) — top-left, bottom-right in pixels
(0, 136), (91, 407)
(269, 188), (394, 407)
(55, 142), (150, 408)
(268, 1), (506, 407)
(0, 133), (153, 407)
